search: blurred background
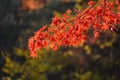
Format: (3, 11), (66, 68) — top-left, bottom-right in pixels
(0, 0), (120, 80)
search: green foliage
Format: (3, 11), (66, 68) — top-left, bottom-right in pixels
(1, 33), (120, 80)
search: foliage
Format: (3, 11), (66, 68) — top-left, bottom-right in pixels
(0, 0), (120, 80)
(28, 0), (120, 58)
(1, 32), (120, 80)
(20, 0), (49, 12)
